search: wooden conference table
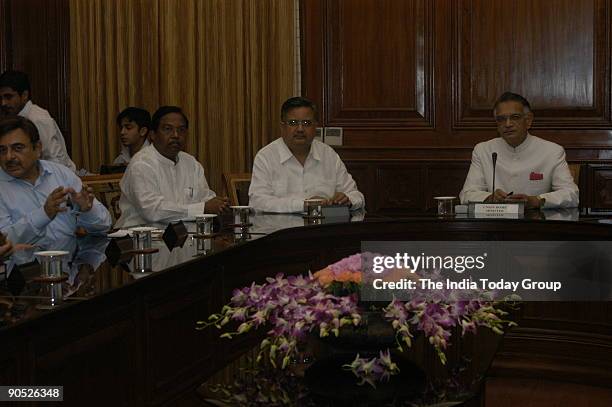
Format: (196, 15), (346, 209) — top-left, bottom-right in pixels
(1, 210), (611, 406)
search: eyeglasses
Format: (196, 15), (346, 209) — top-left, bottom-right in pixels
(159, 125), (188, 136)
(283, 119), (315, 128)
(495, 114), (526, 124)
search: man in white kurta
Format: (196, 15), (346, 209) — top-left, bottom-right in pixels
(115, 106), (227, 228)
(459, 92), (578, 209)
(18, 101), (76, 172)
(249, 97), (364, 213)
(1, 70), (76, 172)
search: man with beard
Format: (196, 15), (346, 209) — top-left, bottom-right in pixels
(459, 92), (578, 209)
(0, 117), (111, 244)
(0, 70), (76, 172)
(115, 106), (228, 228)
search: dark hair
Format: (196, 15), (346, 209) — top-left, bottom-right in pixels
(0, 116), (40, 144)
(151, 106), (189, 131)
(116, 107), (152, 130)
(281, 96), (319, 121)
(0, 70), (31, 96)
(494, 92), (532, 113)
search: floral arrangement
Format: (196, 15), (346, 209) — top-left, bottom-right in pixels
(198, 252), (515, 388)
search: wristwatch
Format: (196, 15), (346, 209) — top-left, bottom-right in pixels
(537, 195), (546, 208)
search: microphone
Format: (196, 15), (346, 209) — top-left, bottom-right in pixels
(491, 152), (498, 198)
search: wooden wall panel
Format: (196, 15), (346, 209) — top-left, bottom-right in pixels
(302, 0), (612, 213)
(0, 0), (9, 72)
(375, 165), (425, 213)
(589, 165), (612, 208)
(426, 163), (470, 210)
(1, 0), (71, 150)
(326, 0), (434, 127)
(454, 0), (611, 129)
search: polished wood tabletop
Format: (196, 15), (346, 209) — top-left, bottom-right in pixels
(0, 209), (611, 407)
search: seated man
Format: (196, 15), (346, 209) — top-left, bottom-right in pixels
(0, 117), (111, 244)
(249, 97), (365, 213)
(115, 106), (228, 228)
(0, 70), (76, 172)
(459, 92), (578, 209)
(113, 107), (151, 165)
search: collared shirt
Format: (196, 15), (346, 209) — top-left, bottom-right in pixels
(0, 160), (112, 245)
(115, 145), (217, 228)
(18, 101), (77, 172)
(113, 139), (151, 165)
(248, 138), (365, 213)
(459, 134), (579, 208)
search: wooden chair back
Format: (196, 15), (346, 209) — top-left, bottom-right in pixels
(223, 172), (252, 206)
(568, 163), (581, 185)
(81, 173), (123, 225)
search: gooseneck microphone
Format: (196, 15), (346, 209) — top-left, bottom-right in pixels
(491, 152), (498, 199)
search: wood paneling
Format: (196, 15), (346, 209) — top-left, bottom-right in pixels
(326, 0), (434, 127)
(0, 0), (9, 72)
(304, 0), (612, 141)
(454, 0), (611, 129)
(302, 0), (612, 213)
(589, 165), (612, 208)
(1, 0), (70, 150)
(375, 164), (424, 212)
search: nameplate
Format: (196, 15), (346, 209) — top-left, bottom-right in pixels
(469, 202), (524, 218)
(105, 236), (134, 265)
(321, 205), (350, 219)
(163, 221), (188, 251)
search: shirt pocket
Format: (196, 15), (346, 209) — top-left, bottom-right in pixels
(183, 186), (197, 203)
(526, 179), (547, 196)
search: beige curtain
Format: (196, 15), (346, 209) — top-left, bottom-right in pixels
(70, 0), (296, 193)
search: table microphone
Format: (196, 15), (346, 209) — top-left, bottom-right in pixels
(491, 152), (498, 197)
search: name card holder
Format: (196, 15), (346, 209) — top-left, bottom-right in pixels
(321, 205), (350, 221)
(468, 202), (524, 219)
(105, 235), (134, 265)
(163, 221), (188, 250)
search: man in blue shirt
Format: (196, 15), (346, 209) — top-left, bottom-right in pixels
(0, 117), (111, 245)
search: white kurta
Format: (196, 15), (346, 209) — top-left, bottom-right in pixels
(248, 138), (365, 213)
(459, 135), (578, 208)
(19, 101), (76, 172)
(115, 145), (217, 228)
(113, 139), (150, 165)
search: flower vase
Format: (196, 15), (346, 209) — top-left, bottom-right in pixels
(305, 310), (426, 406)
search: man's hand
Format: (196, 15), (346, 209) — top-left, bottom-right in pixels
(505, 193), (542, 209)
(70, 186), (95, 212)
(0, 238), (13, 259)
(205, 197), (230, 214)
(304, 196), (328, 210)
(44, 187), (70, 219)
(330, 192), (351, 206)
(484, 189), (511, 203)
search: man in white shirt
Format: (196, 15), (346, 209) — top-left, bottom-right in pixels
(115, 106), (228, 228)
(0, 70), (76, 172)
(459, 92), (578, 209)
(113, 107), (151, 165)
(249, 97), (364, 213)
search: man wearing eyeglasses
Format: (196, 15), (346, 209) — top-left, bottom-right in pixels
(249, 96), (364, 213)
(459, 92), (578, 208)
(115, 106), (228, 228)
(0, 117), (111, 244)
